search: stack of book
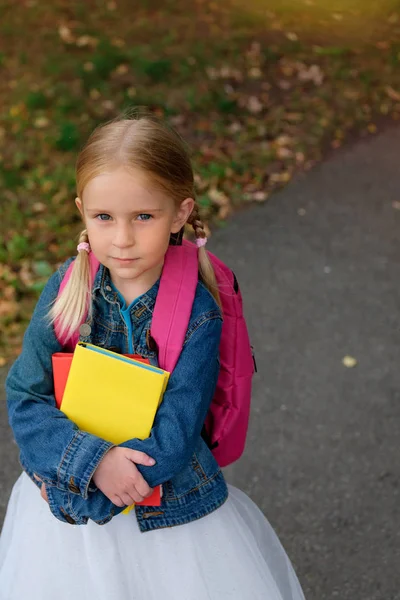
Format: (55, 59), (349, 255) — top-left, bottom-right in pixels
(52, 342), (169, 509)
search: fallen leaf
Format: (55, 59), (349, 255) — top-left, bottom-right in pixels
(249, 67), (262, 79)
(34, 117), (49, 128)
(342, 356), (357, 368)
(32, 202), (46, 213)
(376, 41), (390, 50)
(297, 64), (324, 86)
(276, 146), (293, 159)
(208, 188), (230, 206)
(247, 96), (263, 114)
(270, 171), (291, 183)
(385, 86), (400, 102)
(58, 25), (75, 44)
(83, 62), (94, 72)
(90, 89), (101, 100)
(76, 35), (97, 48)
(252, 191), (268, 202)
(0, 300), (18, 319)
(115, 64), (129, 75)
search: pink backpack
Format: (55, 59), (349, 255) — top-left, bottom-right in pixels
(55, 240), (255, 467)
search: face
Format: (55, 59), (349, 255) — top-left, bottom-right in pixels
(76, 166), (194, 297)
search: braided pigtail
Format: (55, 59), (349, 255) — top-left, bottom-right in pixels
(48, 229), (93, 341)
(187, 204), (221, 309)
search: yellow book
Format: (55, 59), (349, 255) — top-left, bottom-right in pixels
(60, 342), (169, 512)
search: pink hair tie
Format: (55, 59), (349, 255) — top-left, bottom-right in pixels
(77, 242), (91, 253)
(196, 237), (208, 248)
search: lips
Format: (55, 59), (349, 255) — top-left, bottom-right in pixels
(112, 257), (136, 261)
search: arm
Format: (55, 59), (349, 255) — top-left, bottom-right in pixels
(6, 267), (114, 499)
(120, 312), (222, 487)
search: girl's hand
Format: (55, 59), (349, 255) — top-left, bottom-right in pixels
(92, 447), (155, 507)
(33, 474), (49, 503)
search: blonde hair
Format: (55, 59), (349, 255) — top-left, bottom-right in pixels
(49, 113), (221, 343)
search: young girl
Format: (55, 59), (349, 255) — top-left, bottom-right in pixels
(0, 114), (306, 600)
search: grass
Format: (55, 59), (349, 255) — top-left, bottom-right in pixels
(1, 0), (400, 361)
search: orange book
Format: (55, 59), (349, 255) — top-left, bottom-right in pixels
(52, 351), (161, 507)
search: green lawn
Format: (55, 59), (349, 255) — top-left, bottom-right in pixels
(1, 0), (400, 362)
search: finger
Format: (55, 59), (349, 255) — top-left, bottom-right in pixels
(130, 490), (145, 503)
(135, 478), (152, 499)
(111, 495), (125, 508)
(41, 484), (49, 503)
(120, 493), (136, 506)
(125, 450), (155, 467)
(33, 473), (42, 482)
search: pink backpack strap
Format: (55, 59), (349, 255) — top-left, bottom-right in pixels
(151, 241), (199, 373)
(54, 252), (100, 349)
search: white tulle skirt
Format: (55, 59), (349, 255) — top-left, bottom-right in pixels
(0, 473), (305, 600)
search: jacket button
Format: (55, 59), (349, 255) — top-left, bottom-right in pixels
(68, 477), (81, 495)
(79, 323), (91, 337)
(60, 508), (76, 525)
(68, 483), (81, 494)
(64, 513), (76, 525)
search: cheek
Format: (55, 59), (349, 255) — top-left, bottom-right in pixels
(86, 222), (109, 244)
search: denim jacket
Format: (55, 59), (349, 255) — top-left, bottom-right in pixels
(6, 257), (228, 532)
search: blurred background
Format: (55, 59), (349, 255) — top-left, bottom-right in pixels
(1, 0), (400, 362)
(1, 1), (400, 598)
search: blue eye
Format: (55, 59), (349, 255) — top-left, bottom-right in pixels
(96, 214), (111, 221)
(137, 214), (152, 221)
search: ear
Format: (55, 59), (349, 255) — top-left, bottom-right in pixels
(75, 197), (84, 217)
(171, 197), (195, 233)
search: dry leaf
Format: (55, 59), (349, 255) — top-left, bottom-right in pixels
(208, 188), (230, 206)
(83, 62), (94, 72)
(218, 205), (231, 220)
(249, 67), (262, 79)
(58, 25), (75, 44)
(252, 191), (268, 202)
(297, 64), (324, 86)
(342, 356), (357, 368)
(270, 171), (291, 183)
(276, 147), (293, 159)
(0, 300), (18, 319)
(90, 89), (101, 100)
(385, 86), (400, 102)
(76, 35), (97, 48)
(247, 96), (263, 114)
(34, 117), (49, 128)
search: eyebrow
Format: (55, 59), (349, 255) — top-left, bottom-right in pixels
(85, 208), (165, 214)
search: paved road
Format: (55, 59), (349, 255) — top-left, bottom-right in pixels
(1, 127), (400, 599)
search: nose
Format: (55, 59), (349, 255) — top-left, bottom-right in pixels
(112, 223), (135, 249)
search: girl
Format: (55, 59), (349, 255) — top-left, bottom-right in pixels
(0, 114), (306, 600)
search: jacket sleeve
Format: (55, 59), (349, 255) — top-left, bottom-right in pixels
(120, 312), (222, 487)
(6, 265), (114, 500)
